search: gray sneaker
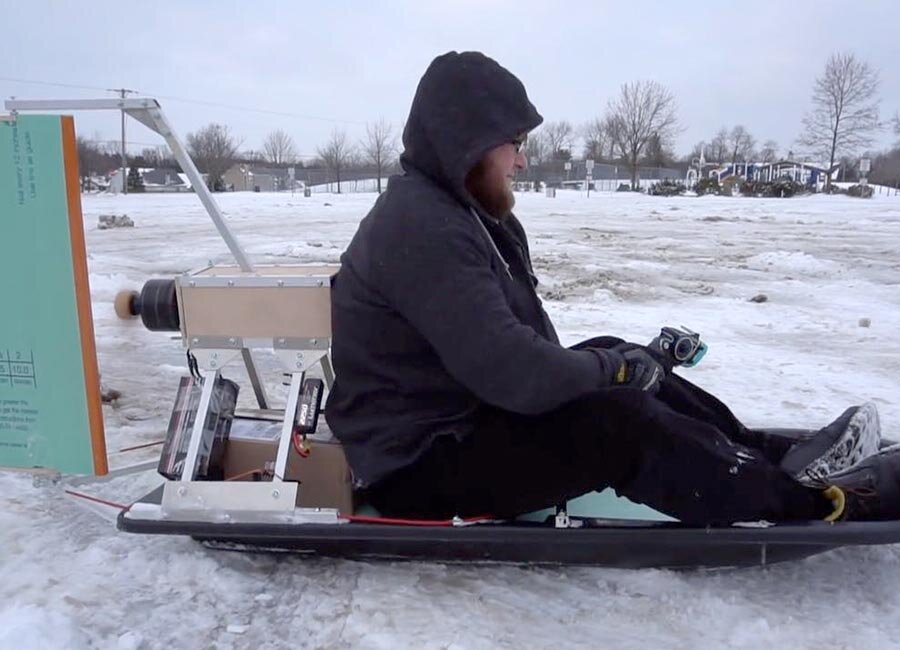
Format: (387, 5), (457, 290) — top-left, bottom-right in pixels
(823, 443), (900, 521)
(780, 402), (881, 484)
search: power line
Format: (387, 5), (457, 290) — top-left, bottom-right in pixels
(152, 93), (367, 126)
(0, 75), (367, 126)
(0, 75), (111, 93)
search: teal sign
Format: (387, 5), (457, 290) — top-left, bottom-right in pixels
(0, 114), (107, 474)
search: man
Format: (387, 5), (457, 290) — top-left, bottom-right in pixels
(325, 51), (900, 524)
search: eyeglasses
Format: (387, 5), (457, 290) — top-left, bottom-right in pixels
(511, 135), (528, 154)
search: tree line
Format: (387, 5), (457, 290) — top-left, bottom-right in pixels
(77, 51), (899, 193)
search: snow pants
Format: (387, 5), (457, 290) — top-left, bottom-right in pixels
(366, 337), (832, 524)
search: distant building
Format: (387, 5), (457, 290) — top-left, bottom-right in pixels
(223, 164), (296, 192)
(142, 168), (189, 192)
(686, 159), (841, 191)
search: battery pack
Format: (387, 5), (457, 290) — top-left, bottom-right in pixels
(295, 378), (324, 435)
(158, 375), (239, 480)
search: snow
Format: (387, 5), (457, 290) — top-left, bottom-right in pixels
(3, 188), (900, 649)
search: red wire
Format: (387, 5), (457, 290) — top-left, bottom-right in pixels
(291, 430), (311, 457)
(64, 489), (129, 511)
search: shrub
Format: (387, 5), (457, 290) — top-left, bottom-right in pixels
(648, 179), (686, 196)
(847, 184), (874, 198)
(719, 176), (742, 196)
(694, 177), (719, 196)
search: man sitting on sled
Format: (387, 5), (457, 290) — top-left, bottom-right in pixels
(325, 51), (900, 525)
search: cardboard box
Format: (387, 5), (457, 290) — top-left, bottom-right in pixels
(222, 418), (354, 513)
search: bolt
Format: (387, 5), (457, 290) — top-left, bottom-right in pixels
(272, 490), (280, 499)
(277, 280), (285, 287)
(177, 486), (187, 497)
(228, 337), (236, 345)
(227, 280), (234, 287)
(311, 339), (317, 346)
(189, 281), (196, 287)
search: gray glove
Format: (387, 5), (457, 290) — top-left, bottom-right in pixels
(594, 344), (665, 394)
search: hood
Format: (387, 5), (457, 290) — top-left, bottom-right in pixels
(399, 51), (543, 198)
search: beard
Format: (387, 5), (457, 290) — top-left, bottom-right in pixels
(465, 161), (515, 219)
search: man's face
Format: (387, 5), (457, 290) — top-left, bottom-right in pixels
(465, 136), (529, 219)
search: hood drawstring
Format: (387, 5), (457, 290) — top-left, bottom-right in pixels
(470, 208), (513, 279)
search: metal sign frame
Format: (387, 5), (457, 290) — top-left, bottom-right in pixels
(4, 98), (254, 272)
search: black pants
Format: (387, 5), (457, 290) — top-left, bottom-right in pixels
(367, 337), (831, 525)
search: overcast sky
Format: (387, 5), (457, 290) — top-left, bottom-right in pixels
(2, 1), (898, 162)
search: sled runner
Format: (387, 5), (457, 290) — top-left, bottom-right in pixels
(118, 467), (900, 569)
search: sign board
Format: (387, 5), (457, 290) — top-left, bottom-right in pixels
(564, 162), (572, 171)
(586, 159), (594, 171)
(860, 158), (871, 174)
(0, 114), (107, 474)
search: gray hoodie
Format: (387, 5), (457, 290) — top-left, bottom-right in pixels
(325, 51), (617, 487)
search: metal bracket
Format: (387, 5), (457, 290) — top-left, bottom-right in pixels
(127, 492), (342, 525)
(162, 480), (298, 515)
(190, 348), (242, 372)
(274, 348), (328, 373)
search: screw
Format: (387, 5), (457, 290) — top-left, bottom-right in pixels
(227, 280), (234, 287)
(277, 280), (285, 287)
(272, 490), (280, 499)
(177, 486), (187, 496)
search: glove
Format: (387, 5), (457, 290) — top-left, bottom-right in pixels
(594, 344), (665, 394)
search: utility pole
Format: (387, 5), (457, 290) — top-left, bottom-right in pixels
(108, 88), (137, 194)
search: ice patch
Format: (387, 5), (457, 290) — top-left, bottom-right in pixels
(0, 604), (92, 650)
(745, 250), (843, 277)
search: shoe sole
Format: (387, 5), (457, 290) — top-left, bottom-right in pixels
(797, 402), (881, 483)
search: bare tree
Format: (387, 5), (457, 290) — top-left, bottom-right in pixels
(580, 118), (607, 161)
(798, 52), (881, 190)
(317, 129), (354, 193)
(186, 123), (241, 191)
(262, 129), (297, 166)
(523, 128), (549, 165)
(708, 128), (730, 163)
(605, 80), (679, 189)
(758, 140), (779, 163)
(727, 125), (756, 163)
(361, 119), (398, 193)
(641, 132), (673, 168)
(543, 120), (575, 160)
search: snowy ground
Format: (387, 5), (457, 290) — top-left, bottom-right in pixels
(3, 188), (900, 649)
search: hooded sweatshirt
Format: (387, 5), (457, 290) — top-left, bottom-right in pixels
(325, 51), (617, 487)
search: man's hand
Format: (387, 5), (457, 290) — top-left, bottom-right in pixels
(594, 343), (665, 394)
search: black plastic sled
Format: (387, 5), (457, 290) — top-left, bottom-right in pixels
(117, 485), (900, 570)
